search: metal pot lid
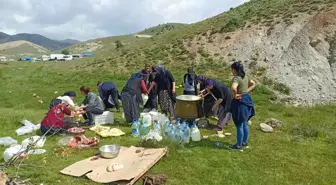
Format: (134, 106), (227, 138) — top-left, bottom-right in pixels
(176, 95), (201, 101)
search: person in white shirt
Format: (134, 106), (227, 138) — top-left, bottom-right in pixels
(49, 91), (76, 109)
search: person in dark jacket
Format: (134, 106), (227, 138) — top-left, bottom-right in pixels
(197, 75), (216, 117)
(79, 86), (104, 126)
(148, 65), (176, 120)
(198, 75), (232, 131)
(121, 73), (149, 124)
(144, 66), (158, 112)
(97, 81), (120, 112)
(183, 67), (198, 95)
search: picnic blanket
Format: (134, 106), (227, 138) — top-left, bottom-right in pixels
(89, 125), (125, 137)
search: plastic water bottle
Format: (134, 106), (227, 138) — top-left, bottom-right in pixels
(191, 121), (201, 142)
(153, 120), (161, 135)
(131, 120), (140, 137)
(164, 120), (170, 137)
(168, 124), (175, 141)
(140, 121), (150, 136)
(183, 123), (191, 143)
(174, 122), (184, 143)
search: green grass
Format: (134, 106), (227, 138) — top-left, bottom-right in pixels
(0, 62), (336, 185)
(137, 23), (186, 36)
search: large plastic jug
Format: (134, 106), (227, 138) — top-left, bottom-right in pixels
(142, 113), (152, 127)
(131, 120), (140, 137)
(191, 122), (201, 142)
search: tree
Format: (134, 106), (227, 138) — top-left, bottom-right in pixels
(61, 49), (70, 55)
(115, 40), (123, 49)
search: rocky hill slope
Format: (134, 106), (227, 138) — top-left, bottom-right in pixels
(61, 0), (336, 105)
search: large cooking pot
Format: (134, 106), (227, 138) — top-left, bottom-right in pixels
(175, 95), (204, 119)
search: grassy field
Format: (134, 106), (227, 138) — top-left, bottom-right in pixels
(0, 62), (335, 185)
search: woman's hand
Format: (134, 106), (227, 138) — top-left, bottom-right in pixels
(172, 88), (176, 94)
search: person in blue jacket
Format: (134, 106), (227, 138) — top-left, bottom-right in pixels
(97, 81), (120, 112)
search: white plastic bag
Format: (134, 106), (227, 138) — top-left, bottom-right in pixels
(3, 144), (25, 162)
(141, 130), (163, 142)
(22, 136), (46, 148)
(16, 120), (40, 136)
(142, 94), (148, 105)
(16, 126), (34, 136)
(0, 137), (18, 146)
(28, 149), (46, 155)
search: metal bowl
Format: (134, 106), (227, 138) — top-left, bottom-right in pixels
(99, 145), (121, 159)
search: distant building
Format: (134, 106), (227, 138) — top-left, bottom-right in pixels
(19, 57), (33, 61)
(50, 54), (64, 61)
(83, 52), (94, 57)
(42, 55), (50, 61)
(64, 55), (73, 61)
(72, 54), (82, 59)
(0, 56), (7, 62)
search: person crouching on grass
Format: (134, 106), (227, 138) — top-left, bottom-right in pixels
(229, 61), (256, 151)
(40, 103), (74, 135)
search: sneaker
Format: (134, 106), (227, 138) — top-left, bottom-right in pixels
(229, 144), (243, 152)
(242, 143), (249, 149)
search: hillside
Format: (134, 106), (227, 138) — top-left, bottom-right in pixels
(0, 32), (80, 51)
(0, 40), (49, 58)
(138, 23), (186, 36)
(58, 0), (336, 105)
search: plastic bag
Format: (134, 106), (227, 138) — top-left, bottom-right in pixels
(56, 136), (73, 146)
(22, 136), (46, 148)
(141, 130), (163, 142)
(16, 120), (40, 136)
(0, 137), (18, 146)
(108, 95), (115, 106)
(142, 94), (149, 105)
(16, 126), (34, 136)
(3, 144), (25, 162)
(28, 149), (46, 155)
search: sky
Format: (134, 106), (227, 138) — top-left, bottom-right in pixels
(0, 0), (249, 41)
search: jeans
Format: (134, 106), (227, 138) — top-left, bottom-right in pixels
(104, 90), (120, 111)
(83, 107), (104, 123)
(234, 121), (249, 146)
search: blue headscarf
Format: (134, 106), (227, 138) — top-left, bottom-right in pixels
(154, 64), (166, 74)
(129, 73), (142, 80)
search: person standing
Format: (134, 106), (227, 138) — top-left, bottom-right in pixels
(97, 81), (120, 112)
(121, 73), (149, 124)
(79, 86), (104, 126)
(144, 66), (158, 112)
(198, 76), (232, 131)
(148, 65), (176, 120)
(183, 67), (198, 95)
(229, 62), (256, 151)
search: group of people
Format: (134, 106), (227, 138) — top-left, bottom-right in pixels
(40, 61), (255, 151)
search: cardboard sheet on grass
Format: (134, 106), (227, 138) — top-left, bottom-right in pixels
(60, 146), (167, 184)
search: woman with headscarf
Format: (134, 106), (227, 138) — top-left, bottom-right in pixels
(183, 67), (198, 95)
(144, 66), (158, 112)
(197, 75), (216, 117)
(197, 75), (232, 131)
(49, 91), (77, 109)
(229, 62), (256, 151)
(121, 73), (149, 124)
(148, 65), (176, 120)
